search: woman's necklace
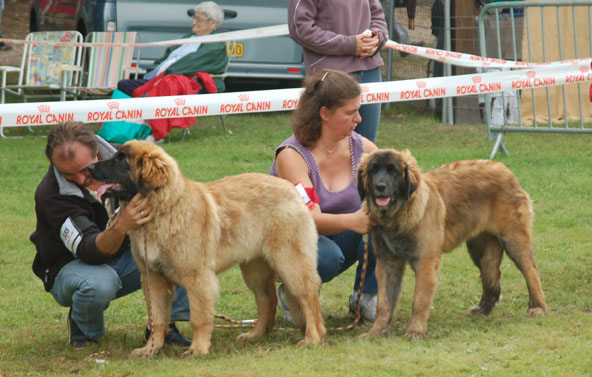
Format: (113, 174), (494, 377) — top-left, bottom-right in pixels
(319, 139), (341, 155)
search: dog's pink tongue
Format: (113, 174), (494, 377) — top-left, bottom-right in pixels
(375, 197), (390, 207)
(97, 183), (114, 199)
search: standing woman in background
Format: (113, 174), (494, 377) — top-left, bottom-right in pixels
(287, 0), (388, 142)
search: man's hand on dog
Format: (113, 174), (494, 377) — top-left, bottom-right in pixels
(120, 193), (153, 230)
(96, 193), (152, 255)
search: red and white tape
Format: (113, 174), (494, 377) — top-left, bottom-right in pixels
(1, 61), (590, 129)
(2, 25), (584, 69)
(1, 25), (591, 129)
(384, 40), (592, 69)
(0, 24), (289, 49)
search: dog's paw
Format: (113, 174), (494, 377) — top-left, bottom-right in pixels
(527, 307), (546, 317)
(359, 332), (371, 340)
(405, 329), (426, 340)
(360, 327), (385, 340)
(467, 305), (489, 316)
(131, 345), (162, 358)
(297, 337), (321, 347)
(181, 346), (209, 357)
(236, 333), (251, 343)
(236, 330), (265, 343)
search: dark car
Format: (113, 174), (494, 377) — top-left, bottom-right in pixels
(29, 0), (305, 87)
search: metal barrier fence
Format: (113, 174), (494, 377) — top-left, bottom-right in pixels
(382, 0), (446, 114)
(478, 1), (592, 158)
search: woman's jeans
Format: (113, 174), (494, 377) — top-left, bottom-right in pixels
(50, 249), (190, 341)
(317, 231), (377, 295)
(354, 67), (383, 143)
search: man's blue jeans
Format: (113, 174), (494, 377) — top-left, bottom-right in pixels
(317, 231), (377, 295)
(50, 249), (190, 341)
(355, 67), (383, 143)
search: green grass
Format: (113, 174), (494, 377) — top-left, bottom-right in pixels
(1, 106), (591, 376)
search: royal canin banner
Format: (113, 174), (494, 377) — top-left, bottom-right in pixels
(1, 60), (591, 129)
(1, 25), (591, 129)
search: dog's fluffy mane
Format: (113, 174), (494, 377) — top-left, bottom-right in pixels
(124, 140), (187, 202)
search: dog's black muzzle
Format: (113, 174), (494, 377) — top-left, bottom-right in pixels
(371, 169), (396, 197)
(373, 181), (388, 196)
(87, 152), (138, 201)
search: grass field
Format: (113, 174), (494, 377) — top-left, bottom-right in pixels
(0, 105), (591, 376)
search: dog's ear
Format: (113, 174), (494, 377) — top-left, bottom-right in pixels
(403, 165), (414, 199)
(357, 153), (371, 201)
(139, 153), (173, 189)
(135, 158), (151, 194)
(401, 150), (419, 199)
(132, 143), (174, 191)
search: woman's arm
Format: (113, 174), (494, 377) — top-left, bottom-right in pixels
(287, 0), (358, 57)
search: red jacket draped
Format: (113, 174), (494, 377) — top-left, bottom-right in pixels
(133, 71), (217, 140)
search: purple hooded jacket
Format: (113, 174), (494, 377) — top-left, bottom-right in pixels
(287, 0), (389, 75)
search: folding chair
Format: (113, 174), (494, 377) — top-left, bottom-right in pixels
(75, 32), (144, 99)
(0, 31), (83, 104)
(182, 40), (235, 141)
(0, 30), (83, 137)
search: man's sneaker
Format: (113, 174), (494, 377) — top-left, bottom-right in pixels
(349, 291), (377, 323)
(67, 308), (97, 348)
(144, 322), (192, 347)
(277, 284), (296, 325)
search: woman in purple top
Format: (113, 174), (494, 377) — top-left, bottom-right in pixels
(271, 69), (378, 323)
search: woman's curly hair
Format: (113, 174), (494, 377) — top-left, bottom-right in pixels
(292, 69), (361, 148)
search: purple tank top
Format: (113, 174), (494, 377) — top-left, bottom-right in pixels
(270, 132), (365, 214)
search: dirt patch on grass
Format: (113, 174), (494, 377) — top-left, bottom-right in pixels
(0, 0), (30, 67)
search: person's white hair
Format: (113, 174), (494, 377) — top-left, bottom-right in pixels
(194, 1), (224, 26)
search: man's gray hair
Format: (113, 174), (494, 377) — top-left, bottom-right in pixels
(194, 1), (224, 25)
(45, 121), (98, 163)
